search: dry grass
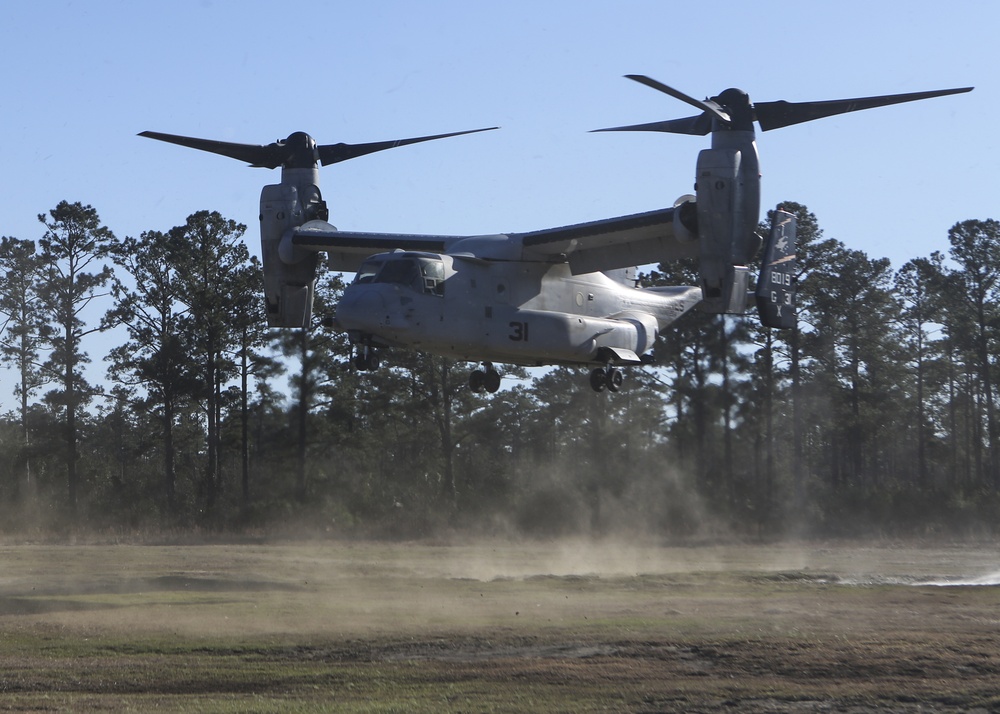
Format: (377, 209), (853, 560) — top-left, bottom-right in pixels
(0, 540), (998, 711)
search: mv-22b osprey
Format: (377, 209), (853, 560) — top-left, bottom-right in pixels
(141, 76), (971, 393)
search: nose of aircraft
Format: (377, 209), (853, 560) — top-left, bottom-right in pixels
(337, 287), (386, 331)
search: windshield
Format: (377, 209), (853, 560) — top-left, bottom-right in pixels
(354, 259), (384, 284)
(364, 255), (445, 296)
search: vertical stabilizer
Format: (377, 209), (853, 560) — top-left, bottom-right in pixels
(755, 209), (796, 329)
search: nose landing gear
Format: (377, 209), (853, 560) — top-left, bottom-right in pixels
(589, 365), (624, 393)
(469, 362), (502, 393)
(353, 344), (381, 371)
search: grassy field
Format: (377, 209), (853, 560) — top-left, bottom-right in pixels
(0, 539), (998, 712)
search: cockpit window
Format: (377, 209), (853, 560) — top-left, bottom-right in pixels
(364, 255), (445, 296)
(354, 259), (384, 284)
(419, 259), (445, 296)
(375, 258), (419, 287)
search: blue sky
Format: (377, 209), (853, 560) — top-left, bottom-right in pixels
(0, 0), (995, 397)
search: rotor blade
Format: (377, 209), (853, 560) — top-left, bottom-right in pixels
(754, 87), (973, 131)
(318, 127), (498, 166)
(138, 131), (287, 168)
(624, 75), (731, 125)
(592, 114), (713, 136)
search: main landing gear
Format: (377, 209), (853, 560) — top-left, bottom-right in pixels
(589, 364), (624, 393)
(469, 362), (502, 394)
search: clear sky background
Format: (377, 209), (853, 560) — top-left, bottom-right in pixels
(0, 0), (995, 398)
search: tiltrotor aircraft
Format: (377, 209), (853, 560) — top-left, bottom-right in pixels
(141, 76), (971, 393)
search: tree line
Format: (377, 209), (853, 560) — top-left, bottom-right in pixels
(1, 199), (999, 539)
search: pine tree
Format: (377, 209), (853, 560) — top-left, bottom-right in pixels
(167, 211), (249, 516)
(895, 254), (946, 488)
(36, 201), (114, 514)
(106, 229), (196, 514)
(0, 236), (48, 499)
(227, 257), (282, 510)
(944, 219), (1000, 490)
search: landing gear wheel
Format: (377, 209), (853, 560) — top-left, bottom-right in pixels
(590, 367), (608, 393)
(607, 368), (624, 393)
(590, 366), (624, 393)
(470, 363), (502, 394)
(484, 369), (502, 393)
(354, 347), (381, 371)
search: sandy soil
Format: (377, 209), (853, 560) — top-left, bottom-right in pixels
(0, 539), (998, 711)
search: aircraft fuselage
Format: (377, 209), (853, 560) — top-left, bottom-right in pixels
(335, 251), (701, 367)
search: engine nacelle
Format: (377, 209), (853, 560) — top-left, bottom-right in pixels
(694, 130), (762, 315)
(259, 181), (322, 328)
(695, 147), (746, 313)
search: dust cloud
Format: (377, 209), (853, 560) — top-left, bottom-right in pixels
(1, 538), (999, 647)
(915, 570), (1000, 586)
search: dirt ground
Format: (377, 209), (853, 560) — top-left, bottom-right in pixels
(0, 539), (998, 712)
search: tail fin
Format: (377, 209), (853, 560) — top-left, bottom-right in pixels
(755, 209), (796, 329)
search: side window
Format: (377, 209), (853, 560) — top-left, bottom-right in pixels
(420, 259), (446, 296)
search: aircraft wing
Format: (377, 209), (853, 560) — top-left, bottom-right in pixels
(293, 206), (697, 274)
(514, 206), (697, 274)
(292, 220), (456, 271)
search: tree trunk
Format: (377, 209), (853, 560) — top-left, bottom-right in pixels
(437, 359), (456, 503)
(790, 324), (804, 510)
(205, 346), (218, 512)
(164, 397), (176, 515)
(296, 328), (309, 503)
(720, 318), (735, 506)
(65, 326), (78, 516)
(241, 335), (250, 509)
